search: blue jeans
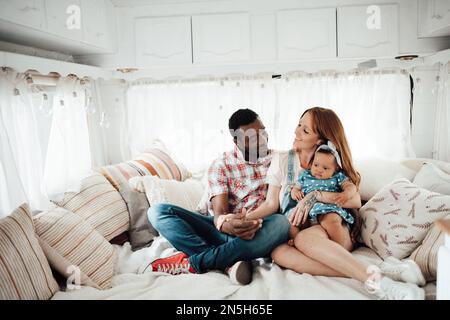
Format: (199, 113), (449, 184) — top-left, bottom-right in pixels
(148, 204), (291, 273)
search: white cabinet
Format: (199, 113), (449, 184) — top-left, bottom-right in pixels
(192, 13), (250, 64)
(135, 16), (192, 67)
(45, 0), (82, 42)
(277, 8), (336, 60)
(419, 0), (450, 37)
(0, 0), (115, 54)
(0, 0), (46, 29)
(81, 0), (112, 50)
(337, 4), (398, 58)
(251, 13), (276, 61)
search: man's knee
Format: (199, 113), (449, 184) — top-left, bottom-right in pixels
(262, 214), (291, 243)
(147, 203), (172, 231)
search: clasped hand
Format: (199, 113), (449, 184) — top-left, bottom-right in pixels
(221, 208), (262, 240)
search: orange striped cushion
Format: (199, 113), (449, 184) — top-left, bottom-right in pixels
(34, 207), (116, 290)
(98, 147), (191, 191)
(0, 203), (59, 300)
(54, 173), (129, 241)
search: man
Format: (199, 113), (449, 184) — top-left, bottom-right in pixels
(147, 109), (290, 285)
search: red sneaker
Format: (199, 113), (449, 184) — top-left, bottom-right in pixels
(143, 252), (196, 275)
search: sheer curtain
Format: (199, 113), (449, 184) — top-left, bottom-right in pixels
(0, 69), (50, 216)
(86, 79), (109, 167)
(126, 76), (276, 172)
(276, 70), (415, 159)
(433, 63), (450, 162)
(126, 69), (414, 171)
(42, 76), (92, 201)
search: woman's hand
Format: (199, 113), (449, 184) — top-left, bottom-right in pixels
(333, 191), (351, 207)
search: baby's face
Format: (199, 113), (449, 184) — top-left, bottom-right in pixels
(311, 152), (338, 179)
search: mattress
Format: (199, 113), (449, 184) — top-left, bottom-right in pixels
(52, 236), (436, 300)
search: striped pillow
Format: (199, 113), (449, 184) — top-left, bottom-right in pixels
(0, 203), (59, 300)
(410, 215), (449, 281)
(34, 206), (116, 290)
(98, 147), (192, 192)
(54, 172), (129, 241)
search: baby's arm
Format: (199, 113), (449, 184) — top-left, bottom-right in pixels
(290, 185), (304, 201)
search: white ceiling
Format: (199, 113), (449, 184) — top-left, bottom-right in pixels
(110, 0), (230, 7)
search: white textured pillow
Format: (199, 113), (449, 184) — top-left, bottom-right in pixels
(354, 158), (416, 201)
(130, 176), (204, 212)
(360, 178), (450, 259)
(413, 162), (450, 195)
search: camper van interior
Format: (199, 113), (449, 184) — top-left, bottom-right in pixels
(0, 0), (450, 301)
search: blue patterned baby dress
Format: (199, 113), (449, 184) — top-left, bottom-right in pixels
(296, 169), (354, 224)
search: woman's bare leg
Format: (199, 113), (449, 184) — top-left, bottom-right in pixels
(271, 244), (346, 277)
(318, 213), (353, 251)
(294, 225), (370, 283)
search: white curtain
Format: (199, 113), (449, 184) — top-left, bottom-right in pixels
(42, 77), (92, 201)
(0, 70), (50, 216)
(126, 76), (276, 172)
(433, 63), (450, 162)
(276, 70), (415, 159)
(86, 79), (109, 167)
(126, 69), (414, 171)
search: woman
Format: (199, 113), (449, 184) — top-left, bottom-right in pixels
(247, 107), (425, 300)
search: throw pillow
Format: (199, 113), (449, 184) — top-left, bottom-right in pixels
(354, 158), (416, 201)
(413, 162), (450, 195)
(97, 142), (192, 250)
(360, 178), (450, 259)
(130, 176), (204, 212)
(0, 203), (59, 300)
(410, 215), (449, 282)
(54, 172), (129, 241)
(34, 206), (116, 290)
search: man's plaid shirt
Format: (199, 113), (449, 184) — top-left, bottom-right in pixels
(206, 146), (272, 215)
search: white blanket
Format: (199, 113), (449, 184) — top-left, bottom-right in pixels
(52, 237), (435, 300)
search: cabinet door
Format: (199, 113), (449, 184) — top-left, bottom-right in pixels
(419, 0), (450, 37)
(192, 13), (250, 64)
(338, 4), (398, 58)
(135, 16), (192, 66)
(277, 8), (336, 60)
(81, 0), (110, 50)
(45, 0), (82, 41)
(0, 0), (46, 29)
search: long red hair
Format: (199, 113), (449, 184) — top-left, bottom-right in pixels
(302, 107), (361, 187)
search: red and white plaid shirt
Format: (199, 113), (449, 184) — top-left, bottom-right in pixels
(207, 146), (272, 216)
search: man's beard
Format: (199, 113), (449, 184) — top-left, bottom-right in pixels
(244, 143), (269, 163)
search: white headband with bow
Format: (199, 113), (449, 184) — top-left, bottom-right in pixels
(316, 141), (342, 168)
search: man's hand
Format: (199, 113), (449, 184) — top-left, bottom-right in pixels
(221, 208), (262, 240)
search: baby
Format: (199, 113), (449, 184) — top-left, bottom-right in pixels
(288, 141), (357, 247)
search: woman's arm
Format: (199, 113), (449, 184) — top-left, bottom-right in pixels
(318, 190), (362, 209)
(246, 185), (281, 220)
